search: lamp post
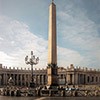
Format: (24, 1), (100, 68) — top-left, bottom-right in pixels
(25, 51), (39, 88)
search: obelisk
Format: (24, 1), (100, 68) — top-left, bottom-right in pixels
(47, 0), (58, 88)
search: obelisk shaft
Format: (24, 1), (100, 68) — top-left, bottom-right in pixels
(47, 1), (58, 87)
(48, 2), (57, 65)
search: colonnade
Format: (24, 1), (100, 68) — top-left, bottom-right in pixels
(66, 73), (100, 85)
(0, 73), (47, 87)
(0, 64), (100, 86)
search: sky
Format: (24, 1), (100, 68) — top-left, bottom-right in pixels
(0, 0), (100, 69)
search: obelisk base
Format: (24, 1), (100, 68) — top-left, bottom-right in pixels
(47, 64), (59, 89)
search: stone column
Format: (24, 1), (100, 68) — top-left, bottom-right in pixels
(67, 74), (70, 84)
(75, 73), (78, 85)
(24, 74), (26, 86)
(72, 74), (75, 85)
(28, 74), (30, 87)
(85, 75), (87, 84)
(80, 74), (83, 84)
(7, 74), (9, 85)
(20, 74), (22, 86)
(22, 74), (24, 86)
(84, 74), (86, 84)
(5, 73), (7, 85)
(40, 75), (42, 85)
(38, 75), (40, 85)
(44, 75), (47, 85)
(64, 75), (67, 85)
(42, 75), (44, 85)
(13, 74), (15, 85)
(0, 74), (2, 86)
(80, 74), (82, 84)
(82, 74), (84, 84)
(3, 73), (6, 85)
(78, 74), (80, 84)
(98, 76), (99, 83)
(17, 74), (19, 86)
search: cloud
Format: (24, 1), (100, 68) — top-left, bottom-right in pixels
(0, 15), (87, 69)
(0, 16), (48, 69)
(57, 47), (84, 67)
(0, 51), (14, 66)
(57, 1), (100, 69)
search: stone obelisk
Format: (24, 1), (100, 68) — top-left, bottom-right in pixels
(47, 0), (58, 88)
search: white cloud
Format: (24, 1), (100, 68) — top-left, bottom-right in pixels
(57, 47), (84, 67)
(0, 15), (87, 69)
(0, 16), (48, 69)
(57, 2), (100, 69)
(0, 51), (14, 67)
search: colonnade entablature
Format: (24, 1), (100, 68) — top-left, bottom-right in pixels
(0, 64), (47, 72)
(66, 64), (100, 73)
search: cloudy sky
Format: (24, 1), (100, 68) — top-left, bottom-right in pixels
(0, 0), (100, 69)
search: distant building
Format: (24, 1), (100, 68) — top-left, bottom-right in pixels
(0, 64), (100, 87)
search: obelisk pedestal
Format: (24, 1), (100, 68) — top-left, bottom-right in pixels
(47, 1), (58, 88)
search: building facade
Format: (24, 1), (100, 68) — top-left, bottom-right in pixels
(0, 64), (100, 87)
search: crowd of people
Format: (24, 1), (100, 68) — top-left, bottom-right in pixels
(0, 85), (100, 97)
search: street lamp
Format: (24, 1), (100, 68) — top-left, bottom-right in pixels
(25, 51), (39, 88)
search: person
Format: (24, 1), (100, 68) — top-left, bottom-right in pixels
(94, 90), (98, 96)
(8, 77), (14, 86)
(85, 90), (88, 96)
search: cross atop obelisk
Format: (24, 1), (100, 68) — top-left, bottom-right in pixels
(52, 0), (54, 3)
